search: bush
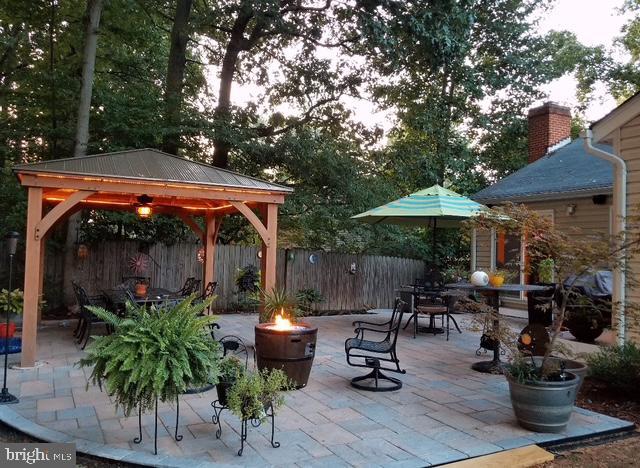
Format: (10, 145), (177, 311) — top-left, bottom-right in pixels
(587, 342), (640, 396)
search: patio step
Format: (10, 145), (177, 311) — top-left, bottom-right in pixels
(443, 445), (553, 467)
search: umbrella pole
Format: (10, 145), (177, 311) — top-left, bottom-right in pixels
(432, 218), (437, 264)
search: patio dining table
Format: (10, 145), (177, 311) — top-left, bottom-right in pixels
(444, 282), (554, 374)
(102, 287), (182, 308)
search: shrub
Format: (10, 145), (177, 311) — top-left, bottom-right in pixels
(227, 368), (292, 421)
(587, 342), (640, 396)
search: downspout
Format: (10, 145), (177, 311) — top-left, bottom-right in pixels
(581, 129), (627, 345)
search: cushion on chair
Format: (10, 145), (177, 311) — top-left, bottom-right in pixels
(416, 305), (448, 314)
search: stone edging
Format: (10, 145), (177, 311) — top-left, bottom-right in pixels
(0, 406), (234, 468)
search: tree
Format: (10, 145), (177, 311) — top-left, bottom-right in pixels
(162, 0), (194, 155)
(74, 0), (104, 157)
(200, 0), (363, 168)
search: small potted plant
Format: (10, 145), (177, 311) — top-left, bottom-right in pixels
(227, 368), (292, 422)
(0, 289), (23, 338)
(234, 265), (260, 312)
(216, 356), (245, 406)
(488, 269), (511, 288)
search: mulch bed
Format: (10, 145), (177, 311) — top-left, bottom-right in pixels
(576, 377), (640, 427)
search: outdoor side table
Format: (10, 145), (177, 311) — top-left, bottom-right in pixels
(445, 282), (554, 374)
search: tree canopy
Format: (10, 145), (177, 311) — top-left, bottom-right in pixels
(2, 0), (633, 264)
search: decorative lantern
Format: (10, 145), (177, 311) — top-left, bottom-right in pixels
(135, 194), (153, 219)
(77, 244), (89, 259)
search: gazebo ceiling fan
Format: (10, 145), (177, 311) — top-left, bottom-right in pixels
(134, 194), (154, 218)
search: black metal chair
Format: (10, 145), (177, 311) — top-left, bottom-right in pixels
(175, 277), (201, 296)
(404, 270), (461, 340)
(72, 282), (109, 349)
(345, 299), (407, 391)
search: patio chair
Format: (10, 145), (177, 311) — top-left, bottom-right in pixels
(344, 298), (407, 391)
(72, 282), (109, 349)
(404, 269), (462, 340)
(174, 277), (201, 296)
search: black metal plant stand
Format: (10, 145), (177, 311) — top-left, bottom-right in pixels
(238, 403), (279, 457)
(211, 399), (279, 456)
(0, 232), (19, 405)
(132, 398), (159, 455)
(133, 395), (185, 455)
(211, 399), (227, 439)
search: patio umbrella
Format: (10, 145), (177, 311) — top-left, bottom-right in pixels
(351, 184), (487, 263)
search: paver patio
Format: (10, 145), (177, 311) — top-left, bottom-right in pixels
(0, 311), (633, 467)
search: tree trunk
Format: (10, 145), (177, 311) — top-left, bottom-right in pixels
(73, 0), (103, 157)
(211, 8), (253, 168)
(161, 0), (193, 155)
(63, 0), (103, 306)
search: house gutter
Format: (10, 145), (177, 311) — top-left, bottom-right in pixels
(581, 129), (627, 345)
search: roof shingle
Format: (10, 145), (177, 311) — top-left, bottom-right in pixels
(472, 140), (613, 203)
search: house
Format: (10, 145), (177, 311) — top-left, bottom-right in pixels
(585, 91), (640, 343)
(470, 102), (614, 309)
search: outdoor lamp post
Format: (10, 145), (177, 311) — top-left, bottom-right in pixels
(1, 231), (19, 404)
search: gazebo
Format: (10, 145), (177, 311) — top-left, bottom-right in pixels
(12, 149), (292, 367)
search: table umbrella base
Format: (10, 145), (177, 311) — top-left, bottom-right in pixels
(471, 359), (504, 374)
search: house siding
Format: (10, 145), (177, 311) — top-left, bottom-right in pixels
(472, 197), (611, 309)
(620, 114), (640, 339)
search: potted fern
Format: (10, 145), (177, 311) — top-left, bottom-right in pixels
(78, 296), (221, 418)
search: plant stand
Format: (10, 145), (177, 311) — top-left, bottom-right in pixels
(211, 399), (227, 439)
(238, 403), (279, 456)
(133, 395), (184, 455)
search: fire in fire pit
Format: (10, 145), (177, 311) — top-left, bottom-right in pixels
(255, 315), (317, 388)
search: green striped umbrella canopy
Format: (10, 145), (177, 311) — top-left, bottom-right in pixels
(352, 184), (487, 228)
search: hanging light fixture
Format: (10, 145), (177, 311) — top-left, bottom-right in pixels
(135, 195), (153, 219)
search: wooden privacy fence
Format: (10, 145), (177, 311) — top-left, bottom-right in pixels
(5, 241), (425, 312)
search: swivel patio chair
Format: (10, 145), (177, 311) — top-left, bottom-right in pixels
(345, 299), (407, 391)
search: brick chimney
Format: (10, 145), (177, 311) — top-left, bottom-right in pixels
(527, 102), (572, 163)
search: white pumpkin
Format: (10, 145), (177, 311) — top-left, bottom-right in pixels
(470, 271), (489, 287)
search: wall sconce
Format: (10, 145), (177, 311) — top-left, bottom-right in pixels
(566, 204), (577, 216)
(135, 195), (153, 218)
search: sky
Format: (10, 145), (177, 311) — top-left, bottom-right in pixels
(536, 0), (631, 121)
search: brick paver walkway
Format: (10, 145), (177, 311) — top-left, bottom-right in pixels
(0, 312), (632, 467)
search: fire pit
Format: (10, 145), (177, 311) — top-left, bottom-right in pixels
(255, 315), (317, 388)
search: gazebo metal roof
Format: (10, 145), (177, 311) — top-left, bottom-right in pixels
(13, 148), (292, 193)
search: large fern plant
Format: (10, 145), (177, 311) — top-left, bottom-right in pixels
(78, 296), (221, 416)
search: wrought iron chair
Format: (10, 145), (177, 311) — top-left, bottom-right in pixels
(175, 277), (201, 296)
(344, 299), (407, 391)
(404, 270), (462, 340)
(72, 282), (109, 349)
